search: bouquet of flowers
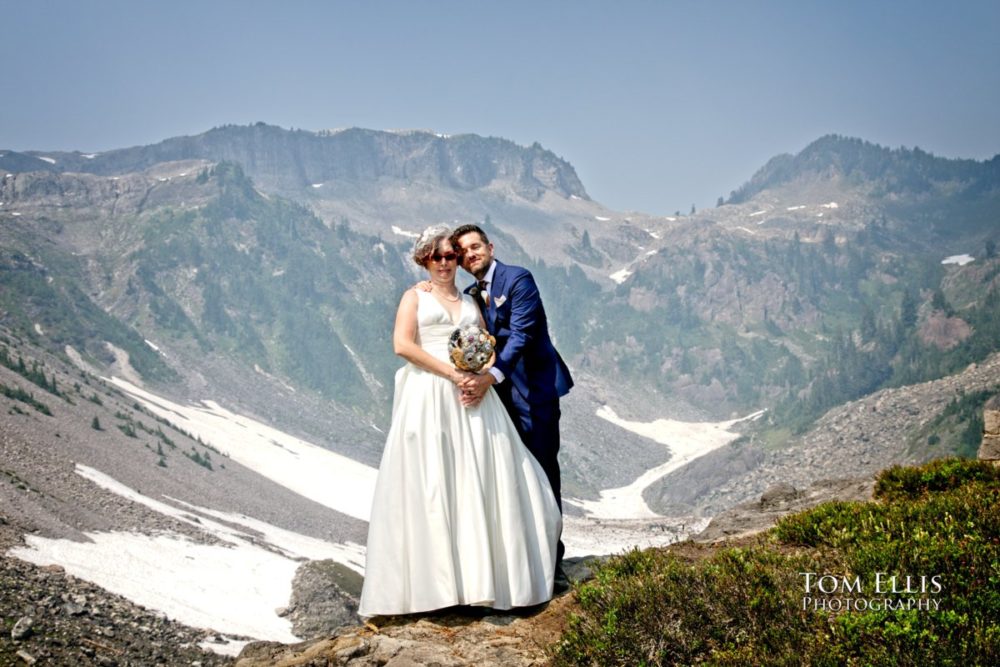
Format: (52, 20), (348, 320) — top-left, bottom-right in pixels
(448, 324), (496, 373)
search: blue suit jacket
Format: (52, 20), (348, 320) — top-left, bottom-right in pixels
(465, 260), (573, 406)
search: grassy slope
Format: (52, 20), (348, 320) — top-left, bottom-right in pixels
(554, 457), (1000, 666)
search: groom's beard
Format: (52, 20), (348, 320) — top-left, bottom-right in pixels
(461, 263), (487, 280)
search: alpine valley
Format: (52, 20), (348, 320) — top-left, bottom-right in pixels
(1, 124), (998, 663)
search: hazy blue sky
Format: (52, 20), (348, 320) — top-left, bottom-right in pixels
(2, 1), (998, 216)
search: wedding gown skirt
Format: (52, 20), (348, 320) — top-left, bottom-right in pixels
(358, 291), (561, 617)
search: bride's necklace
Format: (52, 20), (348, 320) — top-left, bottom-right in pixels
(432, 287), (460, 302)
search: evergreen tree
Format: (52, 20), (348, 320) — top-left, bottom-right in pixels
(900, 290), (919, 329)
(931, 288), (950, 315)
(860, 304), (877, 341)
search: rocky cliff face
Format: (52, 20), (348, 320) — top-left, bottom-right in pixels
(4, 124), (589, 203)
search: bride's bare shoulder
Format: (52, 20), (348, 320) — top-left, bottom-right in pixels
(397, 288), (421, 307)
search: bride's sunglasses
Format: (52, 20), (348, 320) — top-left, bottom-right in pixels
(430, 252), (459, 263)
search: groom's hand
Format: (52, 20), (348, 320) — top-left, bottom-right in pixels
(413, 281), (433, 292)
(459, 373), (494, 406)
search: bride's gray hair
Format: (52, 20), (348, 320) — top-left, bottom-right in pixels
(412, 223), (454, 266)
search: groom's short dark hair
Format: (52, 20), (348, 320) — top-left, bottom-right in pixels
(450, 224), (489, 247)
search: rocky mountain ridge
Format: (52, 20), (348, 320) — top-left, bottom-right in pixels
(2, 125), (999, 664)
(729, 134), (1000, 204)
(3, 124), (588, 201)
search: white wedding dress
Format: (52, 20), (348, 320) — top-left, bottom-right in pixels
(358, 290), (561, 617)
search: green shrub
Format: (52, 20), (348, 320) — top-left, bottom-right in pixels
(0, 382), (52, 415)
(556, 458), (1000, 665)
(555, 547), (828, 666)
(874, 457), (1000, 501)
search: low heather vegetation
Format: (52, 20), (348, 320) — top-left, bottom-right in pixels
(554, 457), (1000, 665)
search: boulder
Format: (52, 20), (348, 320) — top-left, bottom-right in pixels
(979, 396), (1000, 461)
(283, 559), (363, 639)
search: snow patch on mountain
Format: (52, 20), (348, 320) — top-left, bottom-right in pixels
(10, 464), (364, 643)
(610, 268), (633, 284)
(107, 377), (378, 521)
(942, 254), (974, 266)
(392, 225), (420, 239)
(568, 407), (764, 519)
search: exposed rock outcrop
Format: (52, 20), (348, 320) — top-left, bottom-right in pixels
(236, 596), (575, 667)
(5, 124), (589, 203)
(283, 560), (363, 639)
(235, 556), (601, 667)
(979, 395), (1000, 462)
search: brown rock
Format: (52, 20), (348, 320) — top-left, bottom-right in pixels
(759, 483), (801, 509)
(983, 408), (1000, 436)
(979, 435), (1000, 461)
(284, 559), (362, 639)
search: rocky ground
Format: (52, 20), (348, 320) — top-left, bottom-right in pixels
(648, 352), (1000, 516)
(233, 558), (601, 667)
(235, 598), (576, 667)
(1, 515), (234, 667)
(3, 328), (994, 664)
(0, 420), (901, 667)
(0, 334), (359, 666)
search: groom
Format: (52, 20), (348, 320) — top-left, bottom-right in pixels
(450, 224), (574, 573)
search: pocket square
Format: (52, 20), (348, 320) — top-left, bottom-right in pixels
(494, 295), (507, 307)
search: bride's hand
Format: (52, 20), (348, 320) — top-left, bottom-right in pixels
(413, 280), (434, 292)
(449, 368), (473, 385)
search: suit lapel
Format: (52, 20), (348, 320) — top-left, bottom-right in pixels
(486, 261), (505, 329)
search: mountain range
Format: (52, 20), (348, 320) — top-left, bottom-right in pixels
(1, 123), (998, 658)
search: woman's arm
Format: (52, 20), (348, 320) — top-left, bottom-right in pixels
(393, 290), (468, 384)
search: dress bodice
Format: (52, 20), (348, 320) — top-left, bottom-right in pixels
(415, 290), (479, 362)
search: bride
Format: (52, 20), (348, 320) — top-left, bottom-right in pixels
(358, 225), (561, 618)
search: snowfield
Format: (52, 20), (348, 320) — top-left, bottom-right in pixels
(8, 378), (762, 643)
(108, 377), (378, 522)
(567, 406), (764, 519)
(11, 465), (364, 644)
